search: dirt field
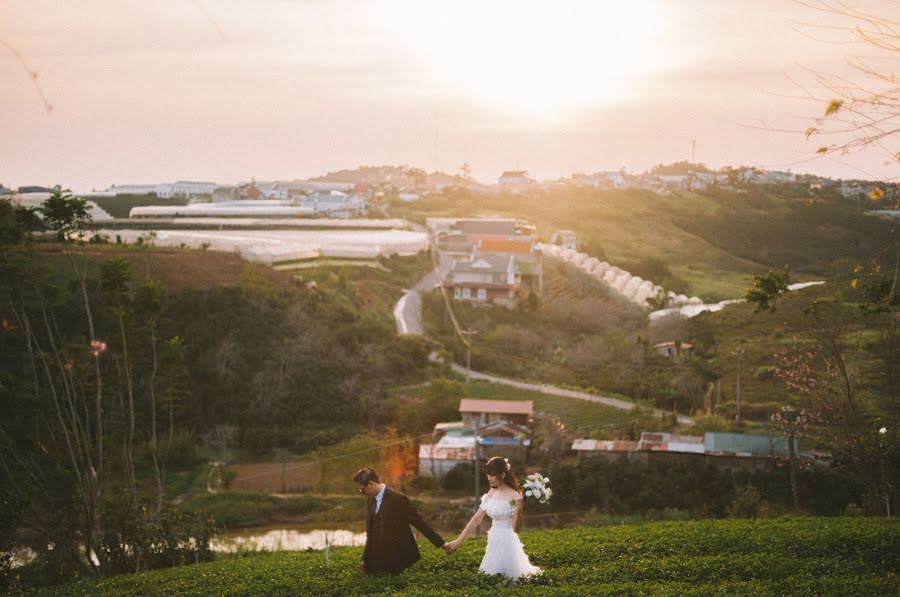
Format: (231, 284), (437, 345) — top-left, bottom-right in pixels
(229, 461), (321, 493)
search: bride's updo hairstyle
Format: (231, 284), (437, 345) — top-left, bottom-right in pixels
(485, 456), (520, 492)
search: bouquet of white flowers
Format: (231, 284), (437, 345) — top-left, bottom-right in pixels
(522, 472), (552, 504)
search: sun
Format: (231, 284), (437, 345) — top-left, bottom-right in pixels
(370, 1), (674, 120)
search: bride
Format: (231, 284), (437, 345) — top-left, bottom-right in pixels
(444, 457), (541, 580)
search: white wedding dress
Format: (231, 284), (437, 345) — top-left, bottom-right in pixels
(478, 494), (542, 580)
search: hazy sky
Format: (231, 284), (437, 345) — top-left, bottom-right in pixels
(1, 0), (896, 191)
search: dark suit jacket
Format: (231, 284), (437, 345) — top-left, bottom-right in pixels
(362, 486), (444, 574)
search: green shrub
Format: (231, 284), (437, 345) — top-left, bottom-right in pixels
(38, 517), (900, 596)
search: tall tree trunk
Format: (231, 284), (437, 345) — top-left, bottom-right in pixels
(148, 327), (163, 516)
(788, 427), (800, 511)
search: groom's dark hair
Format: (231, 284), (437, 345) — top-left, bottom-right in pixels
(353, 467), (379, 486)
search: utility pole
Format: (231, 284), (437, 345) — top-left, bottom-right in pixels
(473, 413), (482, 534)
(433, 112), (439, 172)
(735, 349), (744, 421)
(461, 328), (478, 383)
(692, 139), (696, 163)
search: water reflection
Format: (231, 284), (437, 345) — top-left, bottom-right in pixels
(212, 529), (367, 553)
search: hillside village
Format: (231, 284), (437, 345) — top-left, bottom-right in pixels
(3, 161), (898, 213)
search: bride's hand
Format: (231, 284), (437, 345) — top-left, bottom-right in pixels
(445, 539), (459, 553)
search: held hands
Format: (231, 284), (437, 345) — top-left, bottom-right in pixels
(443, 539), (460, 554)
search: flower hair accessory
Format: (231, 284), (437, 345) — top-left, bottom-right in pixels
(503, 458), (511, 471)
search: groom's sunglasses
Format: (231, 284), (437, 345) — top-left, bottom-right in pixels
(356, 484), (368, 494)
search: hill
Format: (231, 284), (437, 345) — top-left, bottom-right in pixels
(28, 517), (899, 596)
(392, 186), (893, 300)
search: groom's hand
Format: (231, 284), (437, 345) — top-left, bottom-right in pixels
(358, 561), (365, 575)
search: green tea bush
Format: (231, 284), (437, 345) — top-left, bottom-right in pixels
(33, 517), (898, 596)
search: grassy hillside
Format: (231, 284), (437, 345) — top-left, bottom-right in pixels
(392, 187), (892, 300)
(90, 193), (188, 219)
(29, 517), (899, 596)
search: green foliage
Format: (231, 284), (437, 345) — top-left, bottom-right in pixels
(545, 458), (859, 517)
(625, 256), (690, 295)
(745, 266), (792, 312)
(37, 189), (91, 239)
(0, 199), (42, 249)
(726, 484), (771, 518)
(90, 193), (187, 219)
(649, 161), (712, 174)
(178, 493), (320, 528)
(39, 518), (900, 596)
(96, 489), (216, 575)
(394, 377), (465, 435)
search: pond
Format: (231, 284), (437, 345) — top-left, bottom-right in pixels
(211, 528), (367, 553)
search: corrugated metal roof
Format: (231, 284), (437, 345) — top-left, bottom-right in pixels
(436, 436), (476, 449)
(704, 432), (794, 456)
(479, 239), (533, 254)
(459, 399), (533, 415)
(572, 439), (639, 452)
(418, 444), (475, 461)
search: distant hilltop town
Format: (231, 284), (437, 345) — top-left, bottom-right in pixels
(2, 161), (897, 208)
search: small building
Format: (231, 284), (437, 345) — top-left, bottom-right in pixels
(17, 185), (57, 194)
(459, 398), (533, 427)
(572, 431), (807, 471)
(443, 253), (517, 305)
(454, 218), (519, 236)
(418, 441), (476, 478)
(498, 170), (533, 187)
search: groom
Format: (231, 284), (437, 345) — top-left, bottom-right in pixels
(354, 467), (449, 575)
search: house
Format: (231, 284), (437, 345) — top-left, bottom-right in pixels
(0, 184), (13, 196)
(458, 398), (533, 427)
(106, 183), (159, 196)
(454, 218), (519, 236)
(298, 191), (368, 217)
(573, 171), (635, 190)
(443, 253), (517, 305)
(477, 238), (533, 254)
(155, 181), (217, 198)
(476, 239), (543, 295)
(238, 184), (263, 200)
(212, 186), (237, 202)
(498, 170), (532, 187)
(17, 185), (57, 194)
(260, 182), (289, 200)
(654, 341), (693, 358)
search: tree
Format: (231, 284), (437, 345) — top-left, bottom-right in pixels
(745, 266), (792, 312)
(794, 1), (899, 163)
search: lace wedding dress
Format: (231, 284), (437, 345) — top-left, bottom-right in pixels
(478, 494), (542, 580)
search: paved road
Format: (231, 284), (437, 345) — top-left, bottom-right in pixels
(431, 353), (695, 426)
(393, 252), (452, 336)
(392, 238), (695, 425)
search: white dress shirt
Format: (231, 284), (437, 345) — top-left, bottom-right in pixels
(374, 484), (386, 514)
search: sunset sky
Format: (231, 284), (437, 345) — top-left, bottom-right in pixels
(1, 0), (895, 191)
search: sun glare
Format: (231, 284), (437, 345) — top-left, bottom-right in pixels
(370, 1), (673, 120)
